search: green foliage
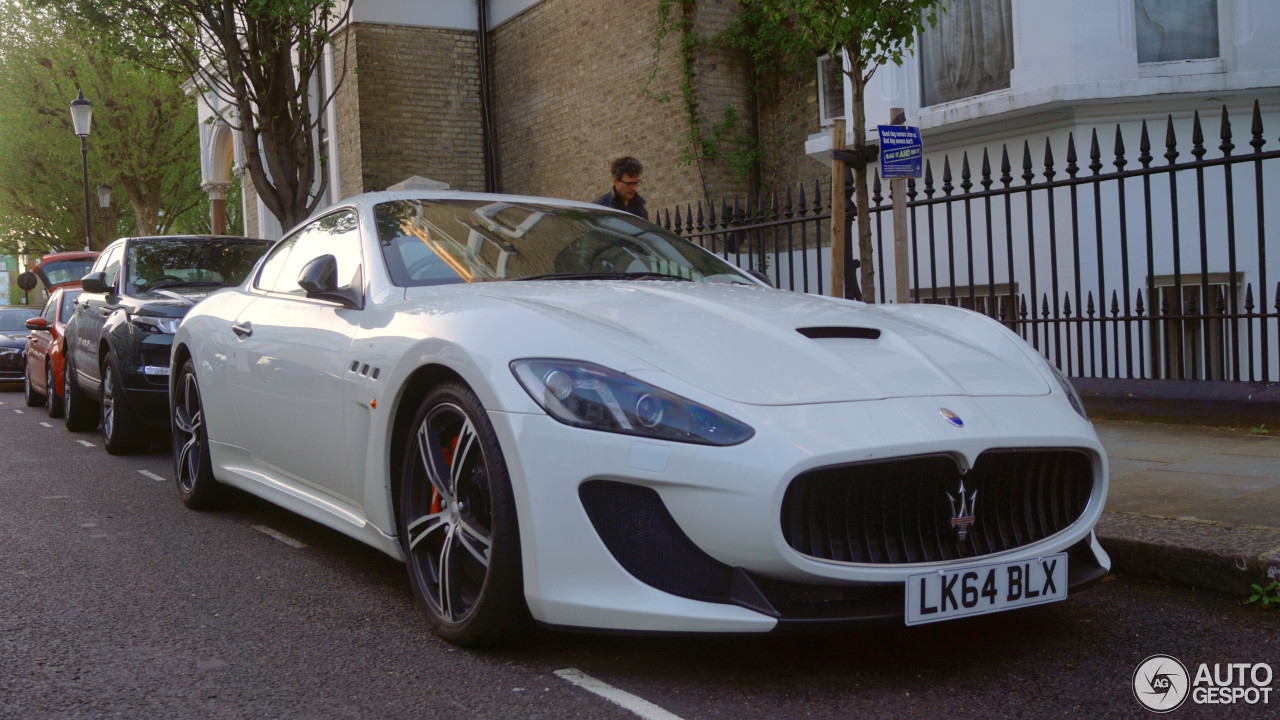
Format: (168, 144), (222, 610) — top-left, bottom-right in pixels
(0, 0), (203, 257)
(1245, 580), (1279, 609)
(1249, 423), (1269, 436)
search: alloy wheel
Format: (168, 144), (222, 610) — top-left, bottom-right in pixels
(101, 363), (116, 441)
(173, 370), (204, 494)
(404, 403), (495, 625)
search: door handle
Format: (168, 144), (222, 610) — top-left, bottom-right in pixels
(232, 322), (253, 339)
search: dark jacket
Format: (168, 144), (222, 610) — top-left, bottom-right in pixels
(593, 189), (648, 221)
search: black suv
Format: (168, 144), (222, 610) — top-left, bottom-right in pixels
(63, 235), (272, 453)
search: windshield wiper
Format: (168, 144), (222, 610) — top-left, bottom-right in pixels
(146, 281), (227, 290)
(512, 271), (692, 282)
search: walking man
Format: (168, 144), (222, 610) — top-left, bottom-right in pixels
(593, 156), (648, 221)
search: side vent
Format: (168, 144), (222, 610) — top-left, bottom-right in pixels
(797, 326), (881, 340)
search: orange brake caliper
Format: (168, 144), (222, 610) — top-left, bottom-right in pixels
(430, 436), (460, 514)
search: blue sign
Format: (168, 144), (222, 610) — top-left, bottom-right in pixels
(878, 125), (923, 179)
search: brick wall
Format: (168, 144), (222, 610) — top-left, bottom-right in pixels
(331, 25), (364, 200)
(345, 23), (486, 194)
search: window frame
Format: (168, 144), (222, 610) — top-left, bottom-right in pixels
(817, 52), (846, 127)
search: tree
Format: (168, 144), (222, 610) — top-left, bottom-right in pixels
(54, 0), (353, 232)
(0, 0), (204, 257)
(745, 0), (940, 301)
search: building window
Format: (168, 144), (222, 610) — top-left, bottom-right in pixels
(817, 53), (845, 126)
(919, 0), (1013, 107)
(1135, 0), (1218, 63)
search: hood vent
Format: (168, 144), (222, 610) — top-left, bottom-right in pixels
(798, 326), (881, 340)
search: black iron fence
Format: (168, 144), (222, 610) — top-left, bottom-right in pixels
(659, 101), (1280, 384)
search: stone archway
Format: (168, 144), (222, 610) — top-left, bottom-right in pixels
(202, 123), (236, 235)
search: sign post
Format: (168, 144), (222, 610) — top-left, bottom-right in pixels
(878, 113), (922, 304)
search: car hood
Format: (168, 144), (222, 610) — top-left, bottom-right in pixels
(131, 287), (224, 317)
(446, 282), (1051, 406)
(0, 333), (28, 347)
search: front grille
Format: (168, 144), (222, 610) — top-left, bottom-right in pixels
(782, 450), (1094, 565)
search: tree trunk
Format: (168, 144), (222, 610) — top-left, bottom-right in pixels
(849, 68), (875, 303)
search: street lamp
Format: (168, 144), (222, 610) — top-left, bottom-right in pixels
(96, 184), (112, 245)
(69, 89), (93, 251)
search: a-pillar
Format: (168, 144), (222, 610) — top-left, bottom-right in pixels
(203, 182), (232, 235)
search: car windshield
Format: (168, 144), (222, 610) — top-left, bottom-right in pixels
(35, 259), (95, 288)
(373, 199), (755, 286)
(126, 239), (271, 293)
(0, 308), (38, 332)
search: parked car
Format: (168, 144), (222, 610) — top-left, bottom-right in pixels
(170, 191), (1111, 647)
(63, 235), (272, 453)
(23, 250), (98, 304)
(0, 306), (41, 385)
(22, 286), (83, 416)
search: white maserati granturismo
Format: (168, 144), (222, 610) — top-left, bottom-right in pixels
(170, 191), (1110, 646)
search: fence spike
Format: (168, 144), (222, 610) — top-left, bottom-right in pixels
(1139, 120), (1153, 167)
(1089, 129), (1103, 175)
(673, 205), (682, 231)
(782, 186), (794, 219)
(810, 178), (821, 214)
(759, 190), (768, 221)
(1245, 283), (1255, 312)
(1135, 289), (1145, 317)
(1042, 139), (1056, 182)
(1066, 133), (1079, 177)
(942, 156), (955, 195)
(1114, 125), (1127, 171)
(924, 159), (936, 197)
(1191, 110), (1206, 161)
(872, 170), (883, 205)
(1186, 289), (1199, 315)
(980, 148), (993, 190)
(708, 198), (718, 226)
(844, 166), (855, 205)
(1041, 293), (1050, 319)
(961, 152), (973, 193)
(907, 176), (918, 200)
(1160, 291), (1170, 315)
(1019, 294), (1028, 319)
(685, 203), (695, 234)
(1086, 291), (1096, 317)
(1251, 100), (1266, 152)
(1022, 140), (1035, 184)
(1000, 145), (1013, 187)
(1216, 286), (1227, 315)
(1164, 114), (1179, 164)
(999, 296), (1008, 321)
(1219, 105), (1234, 156)
(1063, 292), (1073, 318)
(796, 182), (807, 217)
(695, 201), (705, 232)
(1274, 281), (1280, 311)
(1110, 290), (1120, 316)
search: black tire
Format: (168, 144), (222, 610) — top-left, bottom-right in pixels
(23, 366), (43, 407)
(172, 359), (220, 510)
(101, 357), (145, 455)
(400, 382), (527, 647)
(46, 362), (64, 418)
(63, 355), (99, 432)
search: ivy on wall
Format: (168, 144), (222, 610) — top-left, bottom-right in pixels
(648, 0), (823, 189)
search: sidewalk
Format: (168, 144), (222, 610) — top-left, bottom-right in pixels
(1092, 417), (1280, 597)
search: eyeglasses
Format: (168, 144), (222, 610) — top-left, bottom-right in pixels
(617, 179), (641, 187)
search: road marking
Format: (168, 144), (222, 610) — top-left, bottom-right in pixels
(138, 469), (166, 483)
(13, 409), (23, 414)
(77, 440), (95, 447)
(252, 525), (308, 549)
(42, 495), (72, 499)
(554, 669), (686, 720)
(40, 422), (52, 428)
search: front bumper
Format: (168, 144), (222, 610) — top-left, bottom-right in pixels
(0, 349), (26, 381)
(490, 391), (1110, 633)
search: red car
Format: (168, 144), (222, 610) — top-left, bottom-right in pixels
(23, 286), (82, 417)
(26, 251), (98, 304)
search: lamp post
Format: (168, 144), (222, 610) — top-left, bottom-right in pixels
(69, 90), (93, 251)
(96, 184), (112, 245)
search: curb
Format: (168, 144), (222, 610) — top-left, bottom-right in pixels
(1097, 513), (1280, 597)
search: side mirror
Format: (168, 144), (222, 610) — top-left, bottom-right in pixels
(24, 317), (49, 331)
(297, 255), (361, 309)
(80, 271), (108, 295)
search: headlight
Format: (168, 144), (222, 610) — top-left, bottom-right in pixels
(511, 359), (754, 446)
(129, 315), (181, 334)
(1048, 363), (1088, 420)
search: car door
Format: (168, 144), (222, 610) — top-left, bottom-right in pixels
(26, 296), (57, 392)
(71, 245), (123, 392)
(229, 210), (366, 507)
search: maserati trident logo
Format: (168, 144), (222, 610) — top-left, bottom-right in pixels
(939, 408), (964, 428)
(947, 479), (978, 540)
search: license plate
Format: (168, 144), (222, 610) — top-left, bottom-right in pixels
(905, 553), (1067, 626)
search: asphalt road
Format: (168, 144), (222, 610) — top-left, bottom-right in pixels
(1, 385), (1276, 720)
